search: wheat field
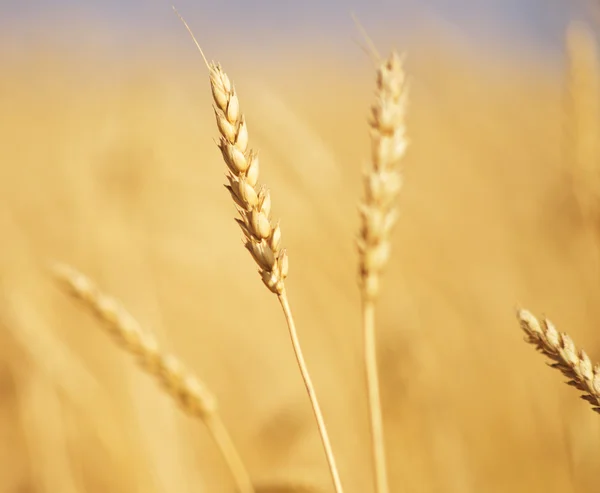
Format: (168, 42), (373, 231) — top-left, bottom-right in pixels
(1, 10), (600, 493)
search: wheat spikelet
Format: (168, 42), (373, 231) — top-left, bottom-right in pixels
(51, 262), (254, 493)
(357, 50), (408, 493)
(517, 309), (600, 413)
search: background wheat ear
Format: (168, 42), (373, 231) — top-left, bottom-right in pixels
(172, 8), (344, 493)
(565, 21), (600, 228)
(517, 309), (600, 413)
(50, 262), (254, 493)
(358, 49), (409, 493)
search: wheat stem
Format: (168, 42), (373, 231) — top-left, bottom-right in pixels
(205, 414), (255, 493)
(278, 291), (344, 493)
(51, 263), (254, 493)
(362, 300), (388, 493)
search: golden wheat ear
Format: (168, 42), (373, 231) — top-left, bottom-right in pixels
(357, 50), (409, 493)
(172, 8), (344, 493)
(51, 263), (254, 493)
(172, 6), (287, 294)
(517, 309), (600, 413)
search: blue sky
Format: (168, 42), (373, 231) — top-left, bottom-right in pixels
(0, 0), (589, 60)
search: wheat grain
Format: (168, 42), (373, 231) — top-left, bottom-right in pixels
(51, 262), (254, 493)
(358, 50), (409, 493)
(517, 309), (600, 413)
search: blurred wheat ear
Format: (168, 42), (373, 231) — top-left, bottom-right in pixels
(517, 309), (600, 413)
(51, 263), (254, 493)
(565, 21), (600, 228)
(172, 7), (344, 493)
(357, 49), (409, 493)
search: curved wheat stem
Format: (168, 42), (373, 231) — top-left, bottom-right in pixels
(357, 50), (409, 493)
(51, 263), (254, 493)
(277, 291), (344, 493)
(517, 309), (600, 413)
(172, 8), (344, 493)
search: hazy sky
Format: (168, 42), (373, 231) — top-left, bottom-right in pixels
(0, 0), (588, 59)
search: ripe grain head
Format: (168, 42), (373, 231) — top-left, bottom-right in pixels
(173, 6), (288, 295)
(51, 262), (218, 418)
(517, 309), (600, 413)
(211, 62), (289, 295)
(358, 51), (409, 300)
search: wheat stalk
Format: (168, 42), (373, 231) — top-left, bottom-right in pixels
(517, 309), (600, 413)
(51, 263), (254, 493)
(357, 51), (409, 493)
(171, 8), (344, 493)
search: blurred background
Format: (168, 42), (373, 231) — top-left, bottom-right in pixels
(2, 1), (600, 493)
(0, 0), (590, 60)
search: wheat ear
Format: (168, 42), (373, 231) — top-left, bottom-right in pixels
(357, 51), (408, 493)
(517, 309), (600, 413)
(565, 21), (600, 226)
(172, 8), (344, 493)
(51, 263), (254, 493)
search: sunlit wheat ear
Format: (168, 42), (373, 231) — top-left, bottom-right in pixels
(171, 9), (287, 295)
(358, 51), (408, 300)
(517, 309), (600, 413)
(173, 8), (344, 493)
(51, 263), (254, 493)
(211, 64), (289, 294)
(208, 59), (346, 491)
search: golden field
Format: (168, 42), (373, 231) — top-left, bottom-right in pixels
(1, 16), (600, 493)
